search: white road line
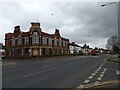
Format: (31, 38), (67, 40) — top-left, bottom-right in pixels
(92, 73), (96, 76)
(96, 69), (100, 72)
(84, 79), (90, 84)
(94, 71), (98, 74)
(99, 61), (106, 68)
(88, 76), (94, 79)
(24, 66), (59, 77)
(77, 85), (84, 88)
(97, 77), (102, 81)
(116, 71), (120, 75)
(100, 74), (104, 77)
(94, 81), (100, 86)
(101, 71), (105, 74)
(103, 68), (107, 72)
(41, 65), (53, 68)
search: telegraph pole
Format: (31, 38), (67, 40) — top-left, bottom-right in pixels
(118, 1), (120, 58)
(101, 1), (120, 58)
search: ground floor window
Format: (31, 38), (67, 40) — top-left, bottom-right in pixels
(18, 49), (21, 55)
(59, 49), (62, 54)
(25, 48), (29, 55)
(12, 50), (15, 56)
(49, 48), (52, 55)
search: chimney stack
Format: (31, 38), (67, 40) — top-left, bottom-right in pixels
(55, 29), (60, 34)
(72, 42), (75, 45)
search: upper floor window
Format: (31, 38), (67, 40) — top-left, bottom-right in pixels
(57, 41), (59, 46)
(59, 41), (62, 46)
(49, 38), (52, 45)
(66, 42), (68, 46)
(43, 36), (47, 45)
(18, 35), (22, 45)
(25, 36), (29, 45)
(54, 40), (57, 46)
(33, 32), (39, 44)
(12, 37), (15, 46)
(63, 41), (65, 46)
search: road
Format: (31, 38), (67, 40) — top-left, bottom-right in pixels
(2, 54), (120, 88)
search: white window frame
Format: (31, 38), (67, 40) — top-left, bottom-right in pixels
(33, 32), (39, 44)
(54, 39), (57, 46)
(12, 37), (15, 46)
(25, 36), (29, 45)
(59, 41), (62, 46)
(49, 38), (52, 45)
(18, 35), (22, 45)
(43, 36), (47, 45)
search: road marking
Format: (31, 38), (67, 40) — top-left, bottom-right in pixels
(116, 71), (120, 75)
(100, 74), (104, 77)
(67, 62), (77, 65)
(94, 81), (100, 86)
(101, 71), (105, 74)
(88, 76), (94, 79)
(41, 65), (53, 68)
(94, 71), (98, 74)
(96, 69), (100, 72)
(76, 85), (84, 88)
(103, 68), (107, 72)
(84, 79), (90, 84)
(2, 63), (17, 66)
(92, 73), (96, 76)
(97, 77), (102, 81)
(24, 66), (59, 77)
(99, 61), (106, 68)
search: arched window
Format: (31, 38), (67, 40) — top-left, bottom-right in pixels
(33, 32), (39, 44)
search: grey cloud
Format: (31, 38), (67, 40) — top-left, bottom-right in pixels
(0, 2), (118, 48)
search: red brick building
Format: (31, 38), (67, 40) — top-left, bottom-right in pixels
(5, 22), (69, 59)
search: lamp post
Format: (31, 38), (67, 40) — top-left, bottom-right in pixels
(101, 1), (120, 58)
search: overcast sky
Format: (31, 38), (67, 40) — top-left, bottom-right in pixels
(0, 0), (119, 48)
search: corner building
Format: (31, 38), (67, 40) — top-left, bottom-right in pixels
(5, 22), (69, 59)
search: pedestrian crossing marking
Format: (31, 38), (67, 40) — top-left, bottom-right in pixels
(116, 71), (120, 75)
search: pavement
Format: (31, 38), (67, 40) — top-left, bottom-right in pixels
(107, 54), (120, 63)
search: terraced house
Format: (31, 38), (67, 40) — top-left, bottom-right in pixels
(5, 22), (69, 59)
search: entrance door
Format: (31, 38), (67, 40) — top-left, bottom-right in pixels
(33, 49), (38, 56)
(42, 48), (46, 56)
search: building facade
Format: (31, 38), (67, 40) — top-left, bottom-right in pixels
(0, 43), (5, 60)
(69, 42), (82, 55)
(81, 44), (92, 55)
(5, 22), (69, 59)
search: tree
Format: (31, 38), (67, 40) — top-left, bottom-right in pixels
(106, 36), (119, 53)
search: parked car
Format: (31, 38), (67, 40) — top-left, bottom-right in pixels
(91, 50), (97, 55)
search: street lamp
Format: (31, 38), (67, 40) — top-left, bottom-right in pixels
(101, 2), (116, 7)
(101, 2), (120, 58)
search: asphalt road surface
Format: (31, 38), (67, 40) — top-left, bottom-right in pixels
(2, 54), (119, 88)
